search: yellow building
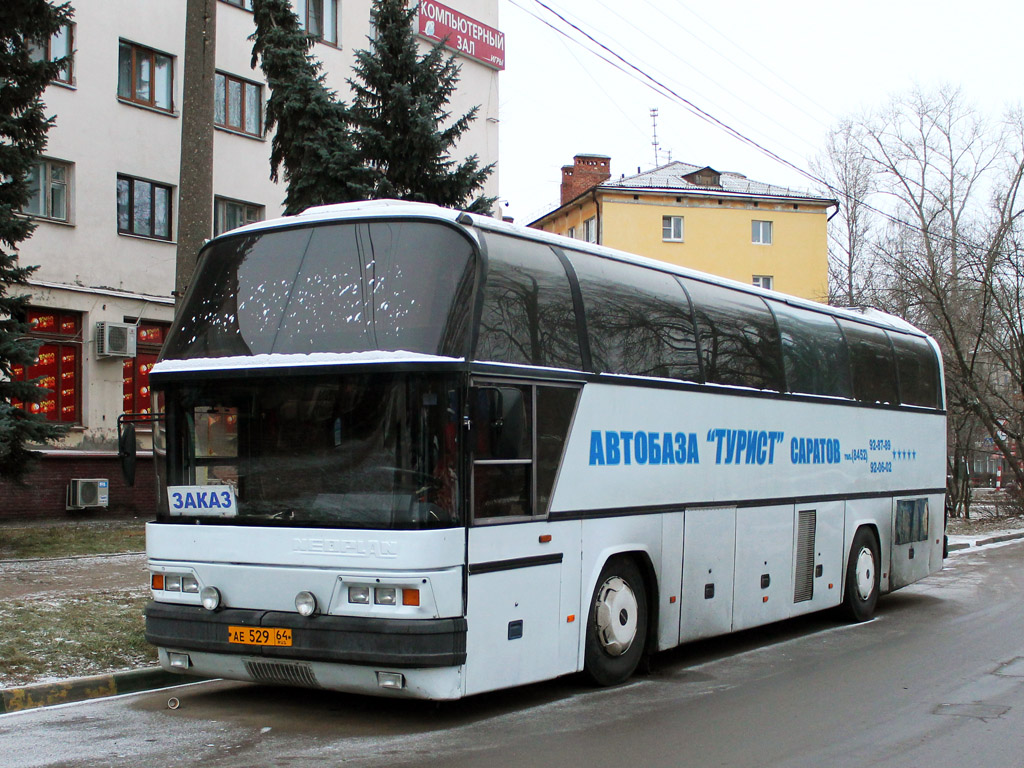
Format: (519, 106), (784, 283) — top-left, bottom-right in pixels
(530, 155), (837, 302)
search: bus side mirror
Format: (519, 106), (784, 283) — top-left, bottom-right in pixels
(119, 421), (137, 487)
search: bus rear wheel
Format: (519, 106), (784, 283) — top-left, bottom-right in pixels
(843, 527), (880, 622)
(584, 556), (648, 686)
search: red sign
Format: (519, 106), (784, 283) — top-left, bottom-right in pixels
(418, 0), (505, 71)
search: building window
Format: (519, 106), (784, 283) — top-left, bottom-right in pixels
(215, 72), (263, 136)
(583, 216), (597, 243)
(10, 309), (82, 424)
(752, 220), (773, 245)
(117, 41), (173, 111)
(29, 23), (74, 84)
(662, 215), (684, 242)
(297, 0), (339, 45)
(123, 322), (170, 416)
(21, 159), (71, 222)
(219, 0), (253, 9)
(752, 275), (774, 290)
(214, 197), (264, 236)
(117, 175), (173, 240)
(567, 226), (576, 239)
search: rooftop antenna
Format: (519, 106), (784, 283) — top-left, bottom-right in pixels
(650, 107), (660, 167)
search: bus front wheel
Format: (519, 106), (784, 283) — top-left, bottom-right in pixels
(584, 556), (648, 686)
(843, 527), (880, 622)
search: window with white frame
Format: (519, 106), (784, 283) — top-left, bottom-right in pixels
(583, 216), (596, 243)
(567, 226), (576, 239)
(214, 197), (264, 236)
(752, 220), (773, 245)
(662, 215), (684, 241)
(752, 275), (774, 290)
(219, 0), (253, 9)
(117, 175), (173, 240)
(117, 40), (174, 112)
(22, 159), (71, 222)
(296, 0), (339, 45)
(215, 72), (263, 137)
(29, 23), (74, 84)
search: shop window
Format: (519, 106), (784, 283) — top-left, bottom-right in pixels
(123, 321), (170, 415)
(10, 309), (82, 423)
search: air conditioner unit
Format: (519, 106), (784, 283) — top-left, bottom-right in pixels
(96, 321), (137, 357)
(67, 478), (110, 510)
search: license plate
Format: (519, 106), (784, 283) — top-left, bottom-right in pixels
(228, 625), (292, 647)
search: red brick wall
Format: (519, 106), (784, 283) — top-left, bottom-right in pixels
(0, 453), (158, 521)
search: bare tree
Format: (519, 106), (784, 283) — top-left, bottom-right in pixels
(812, 119), (876, 306)
(848, 86), (1024, 510)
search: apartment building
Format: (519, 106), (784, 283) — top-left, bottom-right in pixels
(3, 0), (502, 518)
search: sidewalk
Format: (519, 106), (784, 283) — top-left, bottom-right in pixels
(946, 528), (1024, 552)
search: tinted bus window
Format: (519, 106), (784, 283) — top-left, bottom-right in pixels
(681, 278), (784, 391)
(476, 235), (583, 370)
(838, 320), (898, 404)
(567, 253), (700, 381)
(164, 222), (475, 359)
(889, 332), (941, 408)
(771, 301), (853, 398)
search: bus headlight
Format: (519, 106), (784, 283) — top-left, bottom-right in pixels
(295, 591), (318, 617)
(200, 586), (221, 611)
(348, 586), (370, 604)
(374, 587), (397, 606)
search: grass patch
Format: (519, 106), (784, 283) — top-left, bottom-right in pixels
(0, 520), (146, 560)
(0, 589), (157, 687)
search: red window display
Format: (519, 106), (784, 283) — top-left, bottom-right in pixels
(123, 322), (169, 415)
(11, 309), (81, 423)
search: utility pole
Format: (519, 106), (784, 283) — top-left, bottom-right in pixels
(175, 0), (217, 304)
(650, 107), (660, 167)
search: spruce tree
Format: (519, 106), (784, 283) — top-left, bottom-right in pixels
(250, 0), (370, 214)
(249, 0), (494, 214)
(0, 0), (74, 482)
(349, 0), (495, 213)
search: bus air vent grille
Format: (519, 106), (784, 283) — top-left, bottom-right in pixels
(794, 510), (816, 603)
(245, 660), (321, 689)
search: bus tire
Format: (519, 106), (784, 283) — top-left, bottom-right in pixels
(584, 556), (648, 686)
(843, 527), (880, 622)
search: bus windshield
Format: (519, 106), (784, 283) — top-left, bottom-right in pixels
(162, 220), (476, 360)
(158, 372), (462, 529)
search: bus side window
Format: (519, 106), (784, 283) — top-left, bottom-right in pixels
(838, 320), (899, 405)
(770, 301), (853, 398)
(566, 252), (700, 382)
(681, 277), (784, 392)
(472, 385), (533, 519)
(475, 235), (582, 371)
(888, 332), (941, 409)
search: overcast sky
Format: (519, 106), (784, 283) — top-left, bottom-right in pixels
(495, 0), (1023, 225)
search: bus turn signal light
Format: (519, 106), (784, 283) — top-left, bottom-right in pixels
(152, 573), (164, 590)
(402, 589), (420, 606)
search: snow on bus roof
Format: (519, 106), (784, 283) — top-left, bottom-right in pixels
(152, 350), (465, 375)
(212, 200), (928, 338)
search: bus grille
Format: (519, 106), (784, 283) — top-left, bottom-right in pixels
(794, 510), (816, 603)
(245, 660), (321, 689)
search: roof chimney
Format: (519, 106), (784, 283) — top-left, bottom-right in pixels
(561, 154), (611, 205)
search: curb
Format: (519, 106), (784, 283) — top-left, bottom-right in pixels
(0, 667), (195, 715)
(947, 531), (1024, 554)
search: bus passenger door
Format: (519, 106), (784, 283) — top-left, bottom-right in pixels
(890, 497), (932, 588)
(463, 382), (582, 696)
(680, 506), (735, 642)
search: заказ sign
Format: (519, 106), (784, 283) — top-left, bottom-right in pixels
(417, 0), (505, 70)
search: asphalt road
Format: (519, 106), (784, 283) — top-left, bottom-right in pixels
(3, 541), (1024, 768)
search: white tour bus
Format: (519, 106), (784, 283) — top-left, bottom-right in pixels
(134, 200), (946, 699)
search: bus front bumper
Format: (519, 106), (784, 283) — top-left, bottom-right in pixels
(145, 601), (467, 669)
